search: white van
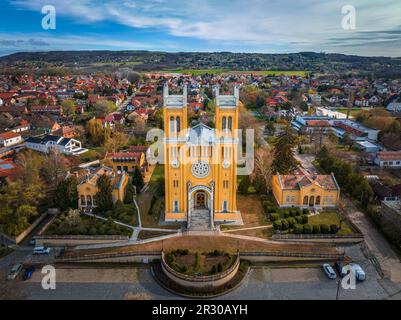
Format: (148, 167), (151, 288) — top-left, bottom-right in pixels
(33, 246), (51, 255)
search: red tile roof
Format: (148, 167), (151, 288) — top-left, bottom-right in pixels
(0, 131), (21, 140)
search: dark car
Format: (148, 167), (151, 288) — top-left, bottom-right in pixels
(23, 266), (36, 281)
(335, 261), (348, 277)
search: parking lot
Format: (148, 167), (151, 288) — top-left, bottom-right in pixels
(1, 243), (401, 300)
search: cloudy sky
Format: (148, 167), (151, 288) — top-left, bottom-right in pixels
(0, 0), (401, 56)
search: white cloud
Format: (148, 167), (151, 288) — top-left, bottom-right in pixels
(8, 0), (401, 55)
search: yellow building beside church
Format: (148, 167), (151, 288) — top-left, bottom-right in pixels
(163, 83), (242, 230)
(272, 167), (340, 209)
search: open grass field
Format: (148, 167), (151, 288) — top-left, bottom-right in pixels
(309, 211), (354, 235)
(158, 69), (308, 76)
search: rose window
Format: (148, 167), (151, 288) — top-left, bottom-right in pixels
(191, 161), (210, 179)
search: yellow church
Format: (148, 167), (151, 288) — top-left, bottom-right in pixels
(163, 83), (242, 230)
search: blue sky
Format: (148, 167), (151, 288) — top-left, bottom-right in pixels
(1, 0), (401, 56)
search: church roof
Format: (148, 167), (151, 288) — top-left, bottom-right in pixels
(187, 123), (215, 145)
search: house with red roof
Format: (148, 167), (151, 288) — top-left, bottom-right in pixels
(0, 131), (22, 147)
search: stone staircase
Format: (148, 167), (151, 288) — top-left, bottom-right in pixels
(188, 209), (212, 231)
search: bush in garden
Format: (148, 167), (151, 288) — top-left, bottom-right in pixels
(320, 224), (330, 234)
(295, 209), (302, 217)
(301, 215), (309, 224)
(303, 224), (312, 234)
(287, 218), (296, 228)
(266, 207), (276, 214)
(270, 213), (280, 221)
(312, 225), (320, 234)
(283, 212), (289, 219)
(330, 224), (339, 234)
(302, 208), (310, 215)
(295, 216), (303, 224)
(290, 210), (297, 217)
(281, 219), (289, 231)
(294, 224), (303, 234)
(273, 220), (282, 230)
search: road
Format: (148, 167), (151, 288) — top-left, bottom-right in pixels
(1, 243), (400, 300)
(295, 150), (401, 287)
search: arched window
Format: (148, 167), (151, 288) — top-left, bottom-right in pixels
(228, 116), (232, 131)
(222, 200), (228, 212)
(303, 196), (308, 206)
(176, 116), (181, 133)
(222, 116), (227, 130)
(170, 116), (175, 133)
(309, 196), (315, 207)
(87, 195), (92, 207)
(315, 196), (321, 205)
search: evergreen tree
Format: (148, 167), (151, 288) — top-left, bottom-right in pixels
(272, 124), (297, 174)
(124, 179), (135, 204)
(132, 166), (144, 193)
(95, 175), (113, 213)
(55, 176), (78, 211)
(238, 176), (251, 194)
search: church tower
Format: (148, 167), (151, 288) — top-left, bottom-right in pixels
(163, 83), (242, 229)
(163, 83), (188, 221)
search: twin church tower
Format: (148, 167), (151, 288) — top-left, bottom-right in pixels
(163, 83), (242, 230)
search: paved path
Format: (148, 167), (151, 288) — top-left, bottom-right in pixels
(343, 197), (401, 283)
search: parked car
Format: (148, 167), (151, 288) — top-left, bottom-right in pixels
(335, 261), (348, 277)
(33, 246), (51, 255)
(29, 238), (36, 246)
(349, 263), (366, 281)
(23, 266), (36, 281)
(322, 263), (337, 279)
(7, 264), (23, 280)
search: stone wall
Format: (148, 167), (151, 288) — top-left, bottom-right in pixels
(380, 201), (401, 244)
(160, 252), (240, 290)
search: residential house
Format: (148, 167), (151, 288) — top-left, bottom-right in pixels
(0, 132), (23, 147)
(272, 167), (340, 209)
(25, 134), (88, 155)
(374, 151), (401, 168)
(387, 102), (401, 113)
(31, 105), (63, 115)
(0, 158), (19, 181)
(68, 166), (129, 210)
(53, 126), (76, 139)
(105, 151), (145, 173)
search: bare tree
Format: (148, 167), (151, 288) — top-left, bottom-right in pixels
(252, 147), (274, 194)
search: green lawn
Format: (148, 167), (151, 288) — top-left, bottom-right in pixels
(0, 246), (13, 259)
(309, 211), (354, 235)
(149, 164), (164, 187)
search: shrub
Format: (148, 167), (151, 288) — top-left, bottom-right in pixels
(330, 224), (339, 234)
(303, 224), (312, 234)
(295, 209), (302, 216)
(289, 210), (297, 217)
(273, 220), (282, 230)
(302, 208), (310, 215)
(312, 225), (320, 234)
(295, 216), (303, 224)
(262, 201), (271, 212)
(270, 213), (280, 221)
(287, 218), (296, 228)
(320, 224), (330, 234)
(294, 224), (303, 234)
(281, 219), (289, 231)
(266, 207), (276, 214)
(211, 265), (217, 274)
(283, 212), (290, 219)
(301, 215), (309, 224)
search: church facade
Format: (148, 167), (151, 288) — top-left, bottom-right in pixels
(163, 83), (242, 230)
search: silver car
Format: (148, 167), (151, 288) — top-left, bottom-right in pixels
(7, 263), (23, 280)
(322, 263), (337, 280)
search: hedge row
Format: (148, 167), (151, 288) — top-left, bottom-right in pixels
(273, 222), (340, 235)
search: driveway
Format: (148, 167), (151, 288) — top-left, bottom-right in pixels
(343, 197), (401, 283)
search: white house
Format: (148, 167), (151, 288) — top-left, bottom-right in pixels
(374, 151), (401, 168)
(387, 102), (401, 113)
(0, 132), (23, 147)
(25, 135), (88, 156)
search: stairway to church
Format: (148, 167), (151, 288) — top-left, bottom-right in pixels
(188, 209), (212, 231)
